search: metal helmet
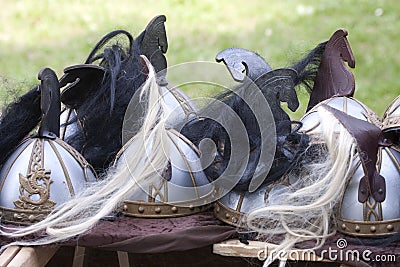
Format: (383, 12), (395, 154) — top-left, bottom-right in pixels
(337, 144), (400, 236)
(382, 95), (400, 144)
(299, 96), (381, 143)
(118, 128), (214, 218)
(214, 183), (271, 227)
(0, 68), (96, 225)
(320, 105), (400, 237)
(115, 53), (211, 218)
(214, 176), (300, 227)
(158, 83), (197, 127)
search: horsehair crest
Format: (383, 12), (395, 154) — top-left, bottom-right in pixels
(246, 105), (357, 266)
(0, 55), (170, 250)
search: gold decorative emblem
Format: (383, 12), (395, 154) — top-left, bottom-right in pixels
(148, 178), (168, 202)
(363, 197), (383, 221)
(14, 168), (55, 210)
(13, 139), (55, 211)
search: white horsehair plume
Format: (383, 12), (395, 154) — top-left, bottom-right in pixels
(246, 105), (357, 267)
(0, 55), (170, 250)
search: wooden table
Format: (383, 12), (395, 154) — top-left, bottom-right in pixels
(0, 246), (132, 267)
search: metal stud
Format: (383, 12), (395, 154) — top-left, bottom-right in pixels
(28, 215), (35, 222)
(215, 205), (220, 213)
(138, 206), (145, 213)
(387, 224), (394, 231)
(155, 207), (161, 214)
(355, 225), (360, 232)
(370, 226), (376, 233)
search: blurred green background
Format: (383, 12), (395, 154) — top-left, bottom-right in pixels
(0, 0), (399, 118)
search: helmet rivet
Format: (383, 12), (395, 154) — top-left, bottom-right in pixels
(370, 226), (376, 233)
(171, 206), (178, 213)
(123, 205), (128, 211)
(215, 205), (220, 213)
(155, 207), (161, 214)
(341, 224), (347, 230)
(13, 213), (18, 219)
(138, 206), (145, 213)
(225, 213), (230, 219)
(28, 215), (35, 222)
(378, 188), (384, 194)
(189, 205), (194, 211)
(232, 217), (238, 223)
(387, 224), (394, 231)
(355, 225), (360, 232)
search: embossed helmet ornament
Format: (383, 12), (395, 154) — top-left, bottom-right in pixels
(0, 68), (96, 225)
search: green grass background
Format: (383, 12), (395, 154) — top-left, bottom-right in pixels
(0, 0), (399, 118)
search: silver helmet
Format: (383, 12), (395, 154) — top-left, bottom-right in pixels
(319, 104), (400, 237)
(214, 182), (287, 227)
(0, 68), (96, 225)
(337, 144), (400, 236)
(118, 128), (214, 218)
(382, 95), (400, 144)
(214, 172), (299, 227)
(115, 53), (212, 217)
(299, 96), (381, 143)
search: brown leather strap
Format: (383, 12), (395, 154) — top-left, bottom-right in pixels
(322, 104), (387, 202)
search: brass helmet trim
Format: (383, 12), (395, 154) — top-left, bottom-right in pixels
(213, 201), (245, 227)
(337, 217), (400, 237)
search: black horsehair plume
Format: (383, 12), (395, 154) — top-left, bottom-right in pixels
(0, 83), (41, 167)
(0, 15), (167, 173)
(63, 30), (144, 173)
(64, 16), (168, 173)
(180, 41), (327, 191)
(0, 31), (144, 171)
(290, 41), (328, 92)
